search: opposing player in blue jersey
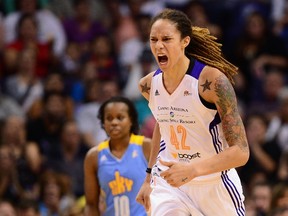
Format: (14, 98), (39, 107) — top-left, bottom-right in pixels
(84, 96), (151, 216)
(136, 8), (249, 216)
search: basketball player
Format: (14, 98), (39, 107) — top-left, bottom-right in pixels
(84, 96), (151, 216)
(136, 8), (249, 216)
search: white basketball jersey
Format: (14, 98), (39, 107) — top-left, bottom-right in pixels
(149, 59), (230, 182)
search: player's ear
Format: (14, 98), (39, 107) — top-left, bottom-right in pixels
(182, 36), (190, 48)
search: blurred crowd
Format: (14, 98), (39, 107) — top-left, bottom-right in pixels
(0, 0), (287, 215)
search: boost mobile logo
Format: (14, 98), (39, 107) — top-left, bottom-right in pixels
(172, 152), (201, 160)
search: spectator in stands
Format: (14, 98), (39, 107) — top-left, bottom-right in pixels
(62, 0), (107, 54)
(38, 170), (75, 216)
(69, 61), (98, 105)
(26, 91), (67, 160)
(270, 182), (288, 214)
(0, 145), (22, 203)
(249, 69), (286, 120)
(102, 0), (139, 54)
(272, 0), (288, 51)
(184, 0), (222, 40)
(1, 115), (44, 200)
(245, 196), (258, 216)
(118, 13), (152, 88)
(229, 11), (288, 105)
(250, 181), (273, 216)
(59, 42), (82, 83)
(46, 0), (106, 22)
(0, 88), (24, 122)
(27, 72), (74, 121)
(46, 120), (89, 198)
(3, 13), (54, 78)
(3, 0), (66, 57)
(0, 200), (17, 216)
(138, 0), (165, 17)
(3, 48), (43, 113)
(122, 48), (156, 126)
(266, 87), (288, 152)
(17, 198), (40, 216)
(238, 113), (282, 188)
(84, 34), (120, 82)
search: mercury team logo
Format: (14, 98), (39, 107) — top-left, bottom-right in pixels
(170, 111), (174, 117)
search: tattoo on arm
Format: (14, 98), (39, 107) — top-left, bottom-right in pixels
(214, 75), (248, 152)
(200, 79), (212, 92)
(140, 82), (150, 94)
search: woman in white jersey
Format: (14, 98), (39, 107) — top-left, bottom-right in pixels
(136, 8), (249, 216)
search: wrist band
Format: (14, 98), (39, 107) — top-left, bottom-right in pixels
(146, 168), (152, 174)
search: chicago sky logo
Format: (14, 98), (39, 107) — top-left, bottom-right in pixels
(155, 90), (160, 96)
(109, 171), (133, 196)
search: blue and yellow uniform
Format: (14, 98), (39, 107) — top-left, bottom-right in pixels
(97, 134), (148, 216)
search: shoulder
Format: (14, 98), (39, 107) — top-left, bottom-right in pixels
(199, 65), (223, 84)
(138, 71), (156, 101)
(199, 66), (236, 104)
(85, 146), (98, 163)
(143, 137), (152, 147)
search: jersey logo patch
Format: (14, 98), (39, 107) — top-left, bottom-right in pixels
(132, 150), (138, 158)
(155, 90), (160, 96)
(184, 90), (192, 96)
(100, 155), (107, 162)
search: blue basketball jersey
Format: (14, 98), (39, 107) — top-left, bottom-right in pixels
(97, 134), (148, 216)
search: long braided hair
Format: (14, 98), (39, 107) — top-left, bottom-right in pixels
(151, 8), (238, 84)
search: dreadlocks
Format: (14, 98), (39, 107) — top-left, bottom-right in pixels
(151, 8), (238, 84)
(188, 26), (238, 84)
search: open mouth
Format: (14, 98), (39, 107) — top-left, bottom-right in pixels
(158, 55), (168, 64)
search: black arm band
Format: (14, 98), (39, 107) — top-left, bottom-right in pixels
(146, 168), (152, 174)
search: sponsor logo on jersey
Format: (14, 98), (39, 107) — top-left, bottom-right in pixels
(158, 106), (188, 112)
(171, 152), (201, 162)
(155, 89), (160, 96)
(100, 155), (107, 162)
(156, 117), (196, 124)
(184, 90), (192, 96)
(132, 150), (138, 158)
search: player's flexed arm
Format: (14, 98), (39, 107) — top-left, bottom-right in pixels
(160, 66), (249, 187)
(136, 72), (160, 212)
